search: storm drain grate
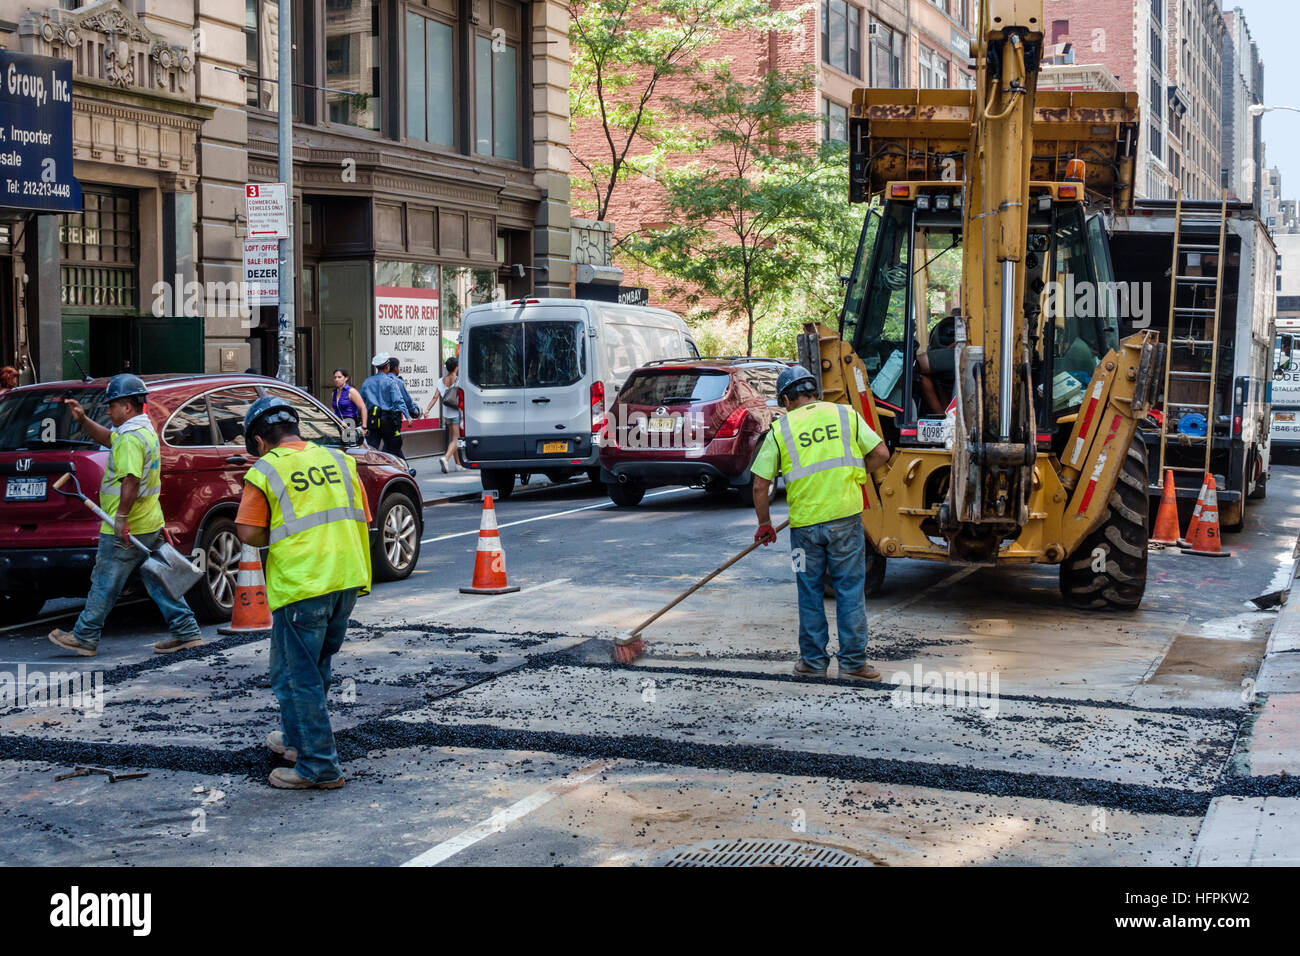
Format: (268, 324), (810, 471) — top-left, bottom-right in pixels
(652, 838), (871, 867)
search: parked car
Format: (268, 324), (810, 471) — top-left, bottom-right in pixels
(456, 298), (699, 498)
(0, 374), (423, 625)
(598, 358), (789, 506)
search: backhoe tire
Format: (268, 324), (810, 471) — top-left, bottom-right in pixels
(821, 534), (887, 598)
(1059, 440), (1149, 611)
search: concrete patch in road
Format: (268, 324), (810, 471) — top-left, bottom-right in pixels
(1192, 796), (1300, 865)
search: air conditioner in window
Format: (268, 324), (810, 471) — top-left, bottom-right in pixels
(868, 22), (881, 39)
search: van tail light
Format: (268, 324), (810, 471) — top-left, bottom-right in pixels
(715, 407), (748, 439)
(455, 387), (465, 439)
(590, 381), (606, 434)
(1234, 415), (1242, 436)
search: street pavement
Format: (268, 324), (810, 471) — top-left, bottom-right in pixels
(1, 466), (1298, 866)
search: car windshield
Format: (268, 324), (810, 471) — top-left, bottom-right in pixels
(619, 369), (730, 406)
(0, 388), (111, 450)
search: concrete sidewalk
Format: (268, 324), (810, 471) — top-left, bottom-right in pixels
(1192, 555), (1300, 865)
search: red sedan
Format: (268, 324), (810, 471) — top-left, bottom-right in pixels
(0, 374), (423, 624)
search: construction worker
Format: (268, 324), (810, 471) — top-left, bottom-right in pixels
(376, 356), (421, 461)
(49, 374), (203, 657)
(359, 352), (390, 450)
(751, 365), (891, 680)
(235, 396), (372, 790)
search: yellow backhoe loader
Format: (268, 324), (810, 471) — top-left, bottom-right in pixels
(803, 0), (1163, 609)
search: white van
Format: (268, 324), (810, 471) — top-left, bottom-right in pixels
(457, 298), (698, 497)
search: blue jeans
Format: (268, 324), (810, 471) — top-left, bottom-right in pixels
(269, 588), (358, 783)
(74, 531), (201, 649)
(790, 514), (868, 671)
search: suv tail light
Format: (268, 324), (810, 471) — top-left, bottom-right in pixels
(715, 407), (748, 439)
(454, 387), (465, 438)
(591, 380), (605, 434)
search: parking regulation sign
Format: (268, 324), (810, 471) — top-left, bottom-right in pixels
(245, 183), (288, 238)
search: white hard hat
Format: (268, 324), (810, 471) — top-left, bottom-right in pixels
(370, 351), (390, 367)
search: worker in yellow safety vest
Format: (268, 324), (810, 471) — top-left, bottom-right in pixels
(751, 365), (890, 680)
(236, 396), (372, 790)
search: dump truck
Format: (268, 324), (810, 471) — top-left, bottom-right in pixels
(801, 0), (1162, 609)
(1107, 199), (1277, 527)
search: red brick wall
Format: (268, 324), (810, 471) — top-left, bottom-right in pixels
(1041, 0), (1136, 90)
(569, 0), (819, 330)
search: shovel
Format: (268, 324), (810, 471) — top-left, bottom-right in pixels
(52, 472), (205, 602)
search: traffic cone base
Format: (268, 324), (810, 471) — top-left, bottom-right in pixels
(217, 544), (273, 634)
(1150, 468), (1182, 545)
(460, 496), (521, 594)
(1180, 473), (1230, 558)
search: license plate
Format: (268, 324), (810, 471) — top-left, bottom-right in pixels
(647, 417), (676, 433)
(1277, 412), (1296, 422)
(4, 476), (47, 501)
(916, 418), (946, 445)
(542, 440), (570, 454)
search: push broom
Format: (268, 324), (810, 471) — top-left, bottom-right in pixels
(612, 519), (790, 664)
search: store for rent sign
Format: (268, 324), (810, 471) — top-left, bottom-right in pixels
(374, 286), (440, 426)
(242, 239), (279, 304)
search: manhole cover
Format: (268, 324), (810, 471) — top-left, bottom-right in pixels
(651, 838), (871, 867)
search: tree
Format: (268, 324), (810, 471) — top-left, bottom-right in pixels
(627, 65), (858, 356)
(568, 0), (801, 225)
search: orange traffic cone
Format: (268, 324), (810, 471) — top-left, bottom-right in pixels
(1150, 469), (1182, 546)
(459, 494), (520, 594)
(217, 544), (273, 634)
(1180, 474), (1230, 558)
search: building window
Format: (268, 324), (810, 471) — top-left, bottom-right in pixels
(325, 0), (382, 131)
(244, 0), (278, 111)
(821, 0), (861, 78)
(920, 45), (947, 88)
(475, 3), (523, 161)
(406, 9), (455, 147)
(60, 186), (138, 312)
(822, 97), (848, 143)
(870, 19), (902, 87)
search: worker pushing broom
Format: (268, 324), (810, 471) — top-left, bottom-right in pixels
(615, 365), (890, 676)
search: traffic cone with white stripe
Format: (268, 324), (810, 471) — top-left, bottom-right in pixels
(1179, 473), (1230, 558)
(459, 494), (520, 594)
(217, 544), (273, 634)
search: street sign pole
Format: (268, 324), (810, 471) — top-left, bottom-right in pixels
(275, 0), (295, 385)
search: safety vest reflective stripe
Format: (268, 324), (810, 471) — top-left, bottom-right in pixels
(250, 448), (364, 543)
(101, 430), (161, 497)
(777, 404), (863, 479)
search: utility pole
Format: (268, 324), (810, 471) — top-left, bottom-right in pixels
(276, 1), (295, 384)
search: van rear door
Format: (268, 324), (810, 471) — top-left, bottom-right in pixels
(523, 315), (591, 461)
(464, 319), (526, 461)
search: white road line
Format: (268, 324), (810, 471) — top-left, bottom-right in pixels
(401, 759), (614, 867)
(420, 487), (691, 544)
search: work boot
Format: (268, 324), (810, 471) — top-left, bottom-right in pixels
(154, 636), (203, 654)
(269, 767), (344, 790)
(265, 730), (298, 763)
(792, 658), (827, 677)
(840, 664), (882, 681)
(48, 629), (97, 657)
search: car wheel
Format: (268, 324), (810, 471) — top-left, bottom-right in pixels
(0, 591), (46, 626)
(481, 469), (515, 499)
(734, 481), (755, 507)
(607, 482), (645, 507)
(188, 516), (241, 623)
(373, 491), (421, 582)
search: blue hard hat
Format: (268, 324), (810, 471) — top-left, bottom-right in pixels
(777, 364), (818, 401)
(244, 395), (300, 454)
(104, 373), (147, 403)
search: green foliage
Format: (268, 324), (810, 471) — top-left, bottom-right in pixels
(568, 0), (803, 222)
(627, 65), (862, 356)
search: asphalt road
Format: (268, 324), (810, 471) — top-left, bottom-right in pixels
(1, 467), (1297, 866)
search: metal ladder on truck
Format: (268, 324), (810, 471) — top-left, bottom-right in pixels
(1158, 190), (1229, 483)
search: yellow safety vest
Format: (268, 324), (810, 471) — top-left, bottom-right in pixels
(243, 442), (372, 611)
(771, 402), (868, 528)
(99, 424), (163, 535)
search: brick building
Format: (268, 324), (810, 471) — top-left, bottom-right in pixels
(1040, 0), (1224, 201)
(1221, 6), (1263, 207)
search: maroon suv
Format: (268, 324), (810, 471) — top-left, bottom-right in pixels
(598, 358), (787, 506)
(0, 374), (423, 625)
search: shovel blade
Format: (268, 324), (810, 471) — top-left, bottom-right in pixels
(141, 543), (205, 601)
